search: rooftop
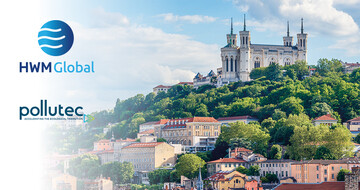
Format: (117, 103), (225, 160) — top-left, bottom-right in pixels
(347, 116), (360, 122)
(122, 142), (164, 149)
(138, 129), (154, 135)
(313, 114), (337, 121)
(274, 182), (350, 190)
(208, 158), (246, 164)
(154, 85), (172, 89)
(205, 170), (245, 181)
(231, 147), (252, 153)
(163, 117), (219, 129)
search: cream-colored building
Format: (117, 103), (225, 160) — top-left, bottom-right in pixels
(345, 116), (360, 132)
(312, 114), (338, 126)
(291, 158), (360, 183)
(205, 170), (247, 190)
(260, 159), (293, 178)
(159, 117), (221, 152)
(153, 85), (172, 95)
(51, 173), (77, 190)
(120, 142), (176, 184)
(207, 158), (247, 176)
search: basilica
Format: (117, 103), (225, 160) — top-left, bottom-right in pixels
(194, 16), (308, 88)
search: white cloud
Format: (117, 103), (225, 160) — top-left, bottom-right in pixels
(45, 10), (220, 112)
(232, 0), (360, 56)
(157, 13), (217, 24)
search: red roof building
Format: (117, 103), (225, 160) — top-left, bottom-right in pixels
(312, 114), (337, 126)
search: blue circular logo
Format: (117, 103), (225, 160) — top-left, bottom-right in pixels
(38, 20), (74, 56)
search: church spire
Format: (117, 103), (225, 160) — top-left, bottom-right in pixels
(301, 18), (304, 34)
(287, 21), (289, 37)
(231, 17), (233, 35)
(243, 14), (246, 31)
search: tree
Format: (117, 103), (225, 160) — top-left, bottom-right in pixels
(248, 165), (260, 176)
(272, 109), (287, 121)
(309, 102), (333, 118)
(196, 151), (212, 162)
(195, 103), (209, 117)
(250, 67), (267, 80)
(355, 133), (360, 144)
(316, 58), (343, 76)
(175, 154), (206, 179)
(337, 169), (351, 181)
(285, 60), (309, 80)
(269, 145), (282, 159)
(314, 146), (336, 160)
(236, 166), (249, 174)
(157, 138), (167, 142)
(100, 162), (134, 184)
(219, 122), (270, 155)
(288, 124), (354, 160)
(68, 154), (100, 179)
(229, 138), (251, 150)
(265, 63), (283, 81)
(279, 96), (304, 116)
(148, 169), (172, 185)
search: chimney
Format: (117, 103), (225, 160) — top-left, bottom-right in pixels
(345, 173), (358, 190)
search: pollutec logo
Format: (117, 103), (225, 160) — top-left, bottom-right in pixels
(38, 20), (74, 56)
(19, 100), (93, 123)
(83, 114), (95, 123)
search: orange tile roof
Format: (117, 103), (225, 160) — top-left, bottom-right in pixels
(274, 182), (351, 190)
(178, 82), (194, 85)
(347, 116), (360, 122)
(155, 119), (170, 124)
(208, 158), (246, 164)
(122, 142), (164, 149)
(217, 116), (257, 121)
(313, 114), (337, 121)
(116, 138), (137, 142)
(154, 85), (172, 89)
(97, 139), (110, 143)
(138, 129), (154, 134)
(163, 117), (219, 129)
(205, 171), (245, 181)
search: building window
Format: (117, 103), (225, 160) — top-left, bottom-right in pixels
(316, 166), (319, 171)
(317, 174), (319, 179)
(226, 58), (229, 72)
(231, 58), (233, 72)
(324, 169), (327, 175)
(235, 59), (238, 72)
(254, 61), (260, 68)
(332, 174), (335, 179)
(324, 177), (327, 182)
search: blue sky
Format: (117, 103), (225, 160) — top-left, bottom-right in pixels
(10, 0), (360, 112)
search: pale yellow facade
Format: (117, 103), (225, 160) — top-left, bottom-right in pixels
(51, 173), (77, 190)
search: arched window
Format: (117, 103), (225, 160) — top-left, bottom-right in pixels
(233, 39), (235, 45)
(243, 37), (245, 44)
(300, 39), (302, 47)
(231, 58), (233, 72)
(246, 37), (248, 45)
(270, 58), (276, 65)
(235, 59), (238, 72)
(254, 57), (260, 68)
(303, 39), (305, 47)
(284, 58), (291, 66)
(226, 58), (229, 72)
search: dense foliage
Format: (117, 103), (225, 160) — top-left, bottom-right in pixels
(45, 58), (359, 162)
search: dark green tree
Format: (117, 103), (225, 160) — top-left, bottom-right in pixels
(337, 168), (351, 181)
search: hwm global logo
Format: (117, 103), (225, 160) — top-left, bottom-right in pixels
(19, 20), (94, 73)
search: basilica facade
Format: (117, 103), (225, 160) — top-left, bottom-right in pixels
(217, 16), (308, 85)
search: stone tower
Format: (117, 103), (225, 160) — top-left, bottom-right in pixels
(283, 21), (293, 46)
(297, 18), (308, 62)
(239, 14), (251, 81)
